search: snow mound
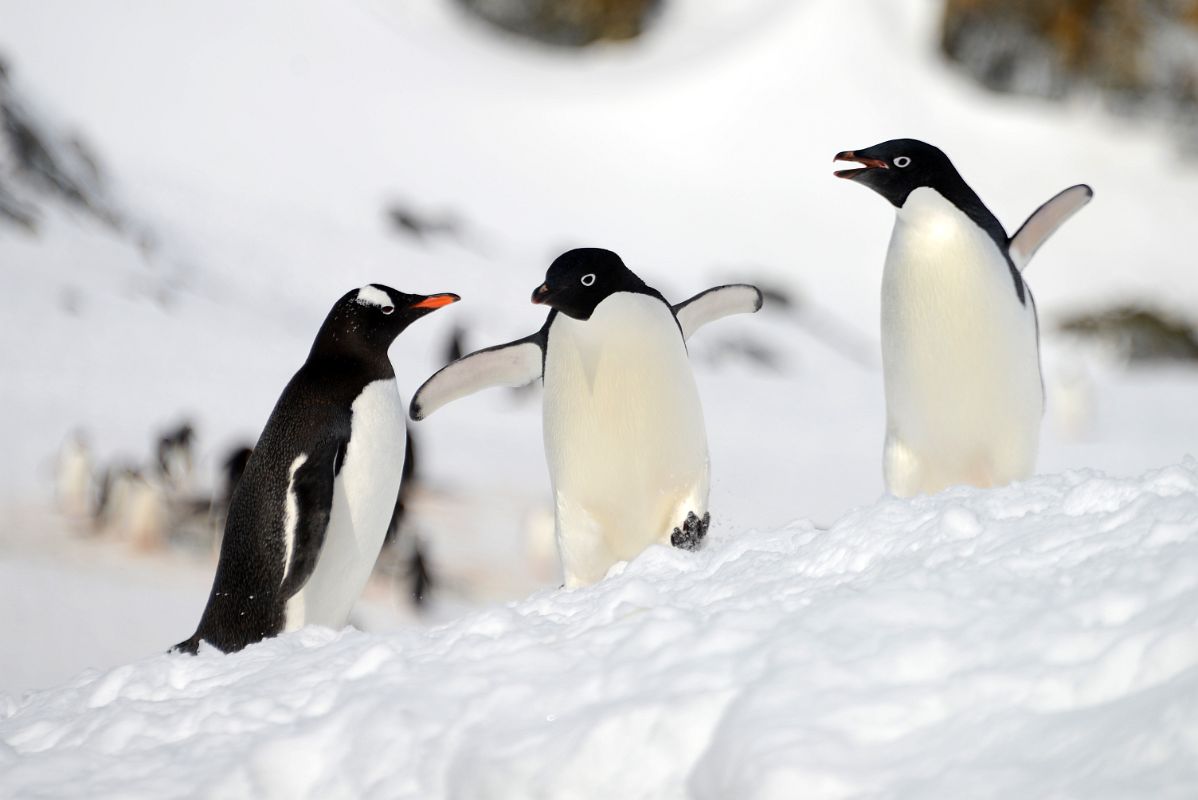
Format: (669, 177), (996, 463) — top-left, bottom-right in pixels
(3, 462), (1198, 799)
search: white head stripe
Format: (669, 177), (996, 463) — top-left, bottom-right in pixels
(356, 286), (392, 308)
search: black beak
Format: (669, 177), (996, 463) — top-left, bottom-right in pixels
(410, 293), (460, 310)
(833, 150), (890, 180)
(531, 283), (551, 305)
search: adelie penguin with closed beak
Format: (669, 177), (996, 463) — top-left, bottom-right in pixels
(834, 138), (1092, 496)
(175, 285), (458, 654)
(409, 248), (763, 588)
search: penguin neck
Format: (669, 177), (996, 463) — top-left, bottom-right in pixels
(896, 186), (1028, 306)
(903, 176), (1008, 256)
(307, 328), (396, 381)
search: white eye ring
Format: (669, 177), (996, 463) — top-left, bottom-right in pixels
(894, 156), (911, 168)
(581, 273), (596, 286)
(381, 306), (395, 315)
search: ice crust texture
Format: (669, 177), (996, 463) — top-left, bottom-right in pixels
(3, 462), (1196, 799)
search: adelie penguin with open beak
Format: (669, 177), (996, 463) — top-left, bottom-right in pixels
(835, 138), (1092, 496)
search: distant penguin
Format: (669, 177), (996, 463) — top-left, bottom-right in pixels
(444, 324), (466, 365)
(410, 248), (762, 588)
(156, 421), (195, 492)
(834, 138), (1092, 496)
(54, 430), (92, 518)
(220, 445), (254, 510)
(175, 285), (458, 654)
(407, 539), (433, 607)
(94, 466), (168, 550)
(120, 472), (169, 551)
(209, 443), (253, 547)
(383, 426), (418, 547)
(92, 464), (127, 532)
(382, 426), (438, 608)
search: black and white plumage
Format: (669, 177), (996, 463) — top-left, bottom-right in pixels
(834, 138), (1092, 496)
(156, 421), (195, 491)
(410, 248), (762, 588)
(175, 285), (458, 654)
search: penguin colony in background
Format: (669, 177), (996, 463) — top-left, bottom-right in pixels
(175, 139), (1092, 654)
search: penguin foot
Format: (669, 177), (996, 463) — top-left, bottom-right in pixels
(170, 635), (200, 656)
(406, 541), (433, 608)
(671, 511), (710, 552)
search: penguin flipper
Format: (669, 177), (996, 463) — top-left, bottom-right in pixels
(410, 332), (545, 420)
(1009, 184), (1093, 271)
(673, 284), (764, 341)
(278, 439), (342, 600)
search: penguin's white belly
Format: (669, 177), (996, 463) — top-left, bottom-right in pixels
(544, 294), (709, 587)
(881, 188), (1043, 496)
(285, 379), (405, 629)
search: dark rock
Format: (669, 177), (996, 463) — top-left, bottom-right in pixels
(1058, 305), (1198, 362)
(941, 1), (1198, 147)
(453, 0), (663, 47)
(0, 52), (122, 231)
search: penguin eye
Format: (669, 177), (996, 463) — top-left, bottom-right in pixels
(894, 156), (911, 168)
(581, 273), (596, 287)
(381, 306), (395, 315)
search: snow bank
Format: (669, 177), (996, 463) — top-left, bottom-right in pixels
(3, 462), (1196, 799)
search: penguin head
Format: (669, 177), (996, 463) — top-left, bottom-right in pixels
(315, 284), (460, 358)
(833, 139), (961, 208)
(530, 248), (646, 320)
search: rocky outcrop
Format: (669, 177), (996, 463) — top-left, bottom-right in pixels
(941, 1), (1198, 147)
(1058, 305), (1198, 363)
(453, 0), (662, 47)
(0, 54), (121, 232)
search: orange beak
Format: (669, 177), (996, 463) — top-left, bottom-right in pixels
(411, 293), (460, 310)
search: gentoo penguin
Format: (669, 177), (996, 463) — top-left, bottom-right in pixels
(383, 426), (438, 608)
(94, 466), (168, 550)
(410, 248), (762, 588)
(175, 285), (458, 654)
(218, 444), (254, 515)
(209, 443), (253, 550)
(156, 421), (195, 492)
(383, 427), (418, 547)
(834, 138), (1092, 496)
(55, 430), (93, 519)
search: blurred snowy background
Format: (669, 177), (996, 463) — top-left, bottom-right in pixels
(1, 1), (1196, 796)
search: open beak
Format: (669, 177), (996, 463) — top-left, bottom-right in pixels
(531, 283), (551, 305)
(410, 293), (460, 310)
(833, 151), (889, 180)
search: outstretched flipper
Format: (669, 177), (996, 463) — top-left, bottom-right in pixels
(410, 328), (547, 420)
(1009, 184), (1093, 271)
(671, 510), (710, 551)
(673, 284), (764, 341)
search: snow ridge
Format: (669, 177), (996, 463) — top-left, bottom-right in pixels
(2, 462), (1197, 799)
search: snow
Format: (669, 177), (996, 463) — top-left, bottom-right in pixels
(1, 0), (1197, 794)
(3, 463), (1197, 798)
